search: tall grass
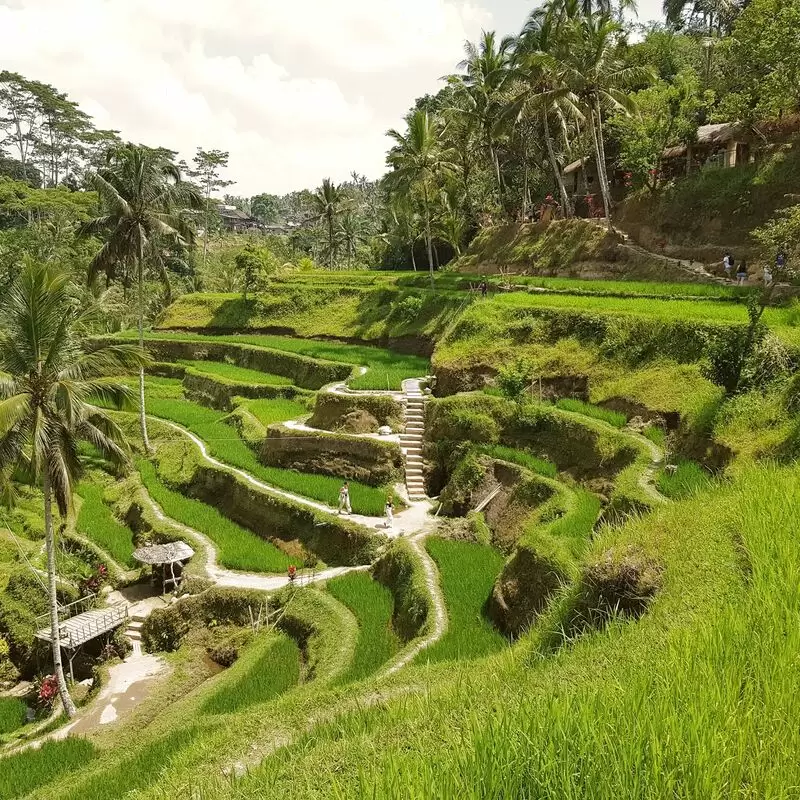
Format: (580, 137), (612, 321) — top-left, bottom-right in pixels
(75, 482), (136, 567)
(419, 538), (507, 664)
(556, 398), (627, 428)
(0, 738), (96, 800)
(179, 359), (294, 386)
(477, 444), (557, 478)
(202, 632), (300, 715)
(657, 459), (713, 499)
(327, 571), (399, 682)
(138, 460), (297, 573)
(146, 395), (393, 516)
(0, 697), (27, 735)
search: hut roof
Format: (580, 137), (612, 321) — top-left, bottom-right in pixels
(564, 157), (588, 175)
(133, 541), (194, 566)
(662, 122), (745, 159)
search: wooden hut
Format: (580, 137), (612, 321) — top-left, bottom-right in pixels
(661, 122), (755, 178)
(132, 541), (195, 593)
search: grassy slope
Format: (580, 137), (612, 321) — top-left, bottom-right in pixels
(216, 463), (800, 799)
(326, 571), (400, 682)
(0, 697), (27, 735)
(419, 538), (507, 664)
(178, 359), (295, 386)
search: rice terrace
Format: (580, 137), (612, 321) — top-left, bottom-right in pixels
(1, 0), (800, 797)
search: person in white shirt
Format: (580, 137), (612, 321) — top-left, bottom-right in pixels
(338, 482), (351, 515)
(384, 496), (394, 529)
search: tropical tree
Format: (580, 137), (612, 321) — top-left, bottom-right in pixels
(310, 178), (344, 269)
(338, 211), (365, 269)
(436, 186), (469, 257)
(562, 11), (652, 227)
(386, 110), (453, 287)
(81, 144), (200, 451)
(0, 261), (146, 717)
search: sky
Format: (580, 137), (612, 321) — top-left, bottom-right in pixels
(0, 0), (664, 197)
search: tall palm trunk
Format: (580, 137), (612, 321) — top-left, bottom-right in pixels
(43, 471), (77, 718)
(588, 100), (613, 229)
(137, 257), (151, 453)
(422, 184), (434, 290)
(543, 112), (572, 218)
(327, 213), (335, 270)
(202, 194), (210, 271)
(410, 241), (417, 272)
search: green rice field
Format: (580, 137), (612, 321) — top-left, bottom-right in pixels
(75, 482), (136, 568)
(202, 632), (300, 715)
(138, 460), (298, 573)
(0, 697), (27, 736)
(419, 538), (507, 664)
(326, 571), (399, 682)
(179, 359), (295, 386)
(556, 398), (628, 429)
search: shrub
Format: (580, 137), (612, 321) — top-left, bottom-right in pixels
(497, 357), (534, 404)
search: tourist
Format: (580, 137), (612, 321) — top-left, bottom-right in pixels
(337, 482), (351, 515)
(723, 252), (733, 280)
(737, 260), (748, 286)
(763, 265), (773, 286)
(479, 279), (488, 299)
(384, 496), (394, 530)
(776, 249), (786, 273)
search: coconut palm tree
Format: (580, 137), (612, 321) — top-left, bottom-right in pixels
(386, 110), (454, 288)
(0, 261), (146, 717)
(436, 186), (469, 258)
(452, 31), (515, 205)
(81, 144), (200, 451)
(310, 178), (344, 269)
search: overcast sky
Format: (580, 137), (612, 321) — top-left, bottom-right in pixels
(0, 0), (664, 196)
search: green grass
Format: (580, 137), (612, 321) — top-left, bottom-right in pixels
(201, 632), (300, 715)
(145, 395), (394, 516)
(477, 444), (558, 478)
(419, 538), (507, 664)
(657, 460), (713, 499)
(0, 738), (96, 800)
(556, 398), (628, 428)
(327, 571), (399, 682)
(643, 425), (666, 448)
(240, 397), (309, 427)
(117, 329), (430, 390)
(75, 482), (136, 568)
(179, 359), (295, 386)
(138, 459), (297, 573)
(0, 697), (27, 735)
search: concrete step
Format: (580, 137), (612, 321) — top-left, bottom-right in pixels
(405, 423), (424, 430)
(127, 630), (142, 642)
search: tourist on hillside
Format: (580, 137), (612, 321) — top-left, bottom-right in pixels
(763, 265), (773, 286)
(777, 250), (786, 273)
(337, 482), (351, 515)
(479, 279), (488, 299)
(737, 261), (748, 286)
(384, 496), (394, 530)
(723, 252), (733, 280)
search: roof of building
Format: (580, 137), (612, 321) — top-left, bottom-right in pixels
(218, 206), (252, 220)
(663, 122), (745, 159)
(133, 541), (195, 566)
(564, 157), (589, 175)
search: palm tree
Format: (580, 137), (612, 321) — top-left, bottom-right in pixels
(512, 11), (582, 216)
(452, 31), (515, 206)
(386, 195), (421, 271)
(436, 186), (469, 258)
(561, 12), (651, 227)
(386, 110), (453, 288)
(310, 178), (343, 269)
(81, 144), (200, 451)
(0, 261), (146, 717)
(338, 211), (365, 269)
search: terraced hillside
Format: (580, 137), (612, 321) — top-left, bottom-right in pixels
(2, 272), (799, 800)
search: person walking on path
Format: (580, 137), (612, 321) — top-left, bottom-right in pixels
(479, 279), (488, 299)
(337, 482), (351, 515)
(777, 250), (786, 273)
(384, 496), (394, 530)
(737, 260), (748, 286)
(763, 264), (773, 286)
(723, 252), (733, 280)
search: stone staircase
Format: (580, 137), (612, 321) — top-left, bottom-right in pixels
(125, 612), (147, 657)
(400, 380), (427, 501)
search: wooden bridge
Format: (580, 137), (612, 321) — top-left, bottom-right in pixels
(35, 595), (128, 680)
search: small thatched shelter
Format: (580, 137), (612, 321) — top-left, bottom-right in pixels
(661, 122), (755, 176)
(133, 541), (194, 593)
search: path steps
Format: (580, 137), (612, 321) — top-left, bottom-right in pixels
(125, 613), (147, 658)
(401, 379), (428, 501)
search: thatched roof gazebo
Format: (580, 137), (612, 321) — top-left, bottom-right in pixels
(133, 541), (194, 593)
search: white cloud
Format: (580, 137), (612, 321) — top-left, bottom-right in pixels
(0, 0), (492, 194)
